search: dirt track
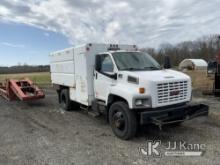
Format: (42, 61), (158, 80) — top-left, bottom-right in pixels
(0, 88), (220, 165)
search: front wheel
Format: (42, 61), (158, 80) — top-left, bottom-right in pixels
(109, 102), (137, 140)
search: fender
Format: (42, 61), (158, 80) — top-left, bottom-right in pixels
(106, 84), (139, 109)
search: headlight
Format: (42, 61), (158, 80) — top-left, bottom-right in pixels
(134, 97), (151, 108)
(135, 99), (143, 106)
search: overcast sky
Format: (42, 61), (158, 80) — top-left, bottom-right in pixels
(0, 0), (220, 66)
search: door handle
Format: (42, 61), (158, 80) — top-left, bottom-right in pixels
(95, 73), (98, 79)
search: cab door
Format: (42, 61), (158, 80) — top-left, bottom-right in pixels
(94, 54), (116, 101)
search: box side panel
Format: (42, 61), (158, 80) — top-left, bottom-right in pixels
(50, 48), (75, 87)
(50, 61), (74, 74)
(50, 47), (74, 62)
(73, 46), (89, 106)
(69, 87), (77, 101)
(51, 73), (75, 87)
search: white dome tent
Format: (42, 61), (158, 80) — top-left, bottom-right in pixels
(179, 59), (208, 71)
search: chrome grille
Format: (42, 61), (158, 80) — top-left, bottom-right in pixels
(157, 81), (188, 104)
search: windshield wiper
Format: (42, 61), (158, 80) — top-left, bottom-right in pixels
(121, 67), (142, 71)
(144, 66), (160, 70)
(121, 67), (160, 71)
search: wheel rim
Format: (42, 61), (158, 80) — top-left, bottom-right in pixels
(112, 111), (126, 132)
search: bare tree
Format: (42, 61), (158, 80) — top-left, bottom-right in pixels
(143, 34), (220, 66)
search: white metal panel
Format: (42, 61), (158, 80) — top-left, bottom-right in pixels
(50, 47), (75, 87)
(50, 48), (74, 62)
(50, 61), (74, 74)
(70, 87), (77, 101)
(51, 73), (75, 87)
(75, 75), (89, 105)
(74, 46), (89, 105)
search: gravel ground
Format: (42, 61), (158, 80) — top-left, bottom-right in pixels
(0, 88), (219, 165)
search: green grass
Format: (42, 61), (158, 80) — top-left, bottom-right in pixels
(0, 70), (213, 90)
(0, 72), (51, 86)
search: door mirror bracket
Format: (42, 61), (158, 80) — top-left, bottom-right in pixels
(163, 55), (172, 69)
(102, 72), (117, 80)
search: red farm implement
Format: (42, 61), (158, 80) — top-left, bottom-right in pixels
(0, 78), (45, 101)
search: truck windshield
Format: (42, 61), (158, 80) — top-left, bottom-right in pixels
(112, 52), (161, 71)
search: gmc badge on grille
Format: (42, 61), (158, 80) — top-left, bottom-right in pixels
(170, 91), (180, 96)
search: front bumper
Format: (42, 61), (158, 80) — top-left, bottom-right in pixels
(140, 103), (209, 127)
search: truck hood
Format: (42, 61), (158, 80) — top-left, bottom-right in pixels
(122, 69), (190, 82)
(117, 69), (192, 108)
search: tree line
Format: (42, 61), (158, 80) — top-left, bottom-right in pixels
(0, 65), (50, 74)
(1, 34), (220, 73)
(142, 34), (220, 66)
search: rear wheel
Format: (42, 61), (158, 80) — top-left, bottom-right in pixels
(109, 102), (137, 140)
(60, 89), (79, 111)
(60, 89), (72, 110)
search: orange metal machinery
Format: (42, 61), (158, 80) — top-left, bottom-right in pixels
(0, 78), (45, 101)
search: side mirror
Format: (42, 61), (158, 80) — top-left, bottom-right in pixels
(107, 72), (117, 80)
(95, 54), (117, 80)
(163, 55), (172, 69)
(95, 55), (101, 71)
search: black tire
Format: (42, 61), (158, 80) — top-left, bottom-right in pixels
(109, 101), (137, 140)
(72, 101), (80, 111)
(60, 89), (72, 111)
(168, 121), (182, 127)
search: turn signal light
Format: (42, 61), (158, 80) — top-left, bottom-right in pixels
(139, 88), (145, 94)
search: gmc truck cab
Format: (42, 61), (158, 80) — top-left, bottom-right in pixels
(50, 43), (208, 140)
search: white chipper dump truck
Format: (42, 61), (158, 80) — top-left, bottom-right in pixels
(50, 43), (208, 140)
